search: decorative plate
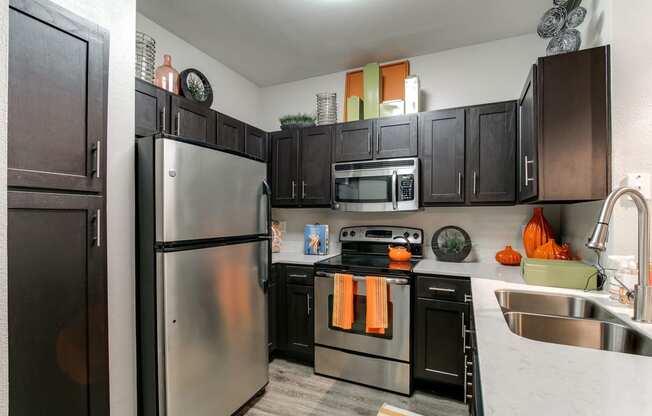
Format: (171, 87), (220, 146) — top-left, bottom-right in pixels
(537, 7), (567, 39)
(431, 226), (472, 263)
(546, 29), (582, 56)
(566, 6), (587, 28)
(179, 68), (213, 107)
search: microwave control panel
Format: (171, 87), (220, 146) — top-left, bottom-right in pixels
(398, 175), (415, 201)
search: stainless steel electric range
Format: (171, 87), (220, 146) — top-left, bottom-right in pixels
(314, 225), (423, 395)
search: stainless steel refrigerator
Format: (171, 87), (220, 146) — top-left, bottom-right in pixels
(136, 135), (271, 416)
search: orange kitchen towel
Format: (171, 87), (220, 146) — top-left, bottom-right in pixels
(332, 273), (356, 330)
(366, 276), (388, 334)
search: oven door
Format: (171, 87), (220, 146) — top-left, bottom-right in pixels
(314, 272), (411, 362)
(332, 158), (419, 212)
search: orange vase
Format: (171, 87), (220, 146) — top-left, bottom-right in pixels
(523, 207), (555, 258)
(495, 246), (522, 266)
(532, 239), (575, 260)
(155, 54), (179, 94)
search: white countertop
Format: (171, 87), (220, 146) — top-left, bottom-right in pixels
(412, 259), (525, 283)
(271, 251), (340, 265)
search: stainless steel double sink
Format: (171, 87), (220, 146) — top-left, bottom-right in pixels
(495, 290), (652, 357)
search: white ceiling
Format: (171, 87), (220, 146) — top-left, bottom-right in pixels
(137, 0), (551, 87)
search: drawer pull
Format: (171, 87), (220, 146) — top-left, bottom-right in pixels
(289, 274), (308, 278)
(292, 342), (309, 348)
(428, 287), (456, 293)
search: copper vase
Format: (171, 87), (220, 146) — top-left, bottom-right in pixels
(523, 207), (555, 258)
(155, 54), (179, 94)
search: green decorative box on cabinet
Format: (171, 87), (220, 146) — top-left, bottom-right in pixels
(363, 63), (381, 119)
(346, 96), (364, 121)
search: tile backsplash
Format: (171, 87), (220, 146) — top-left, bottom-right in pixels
(273, 205), (561, 263)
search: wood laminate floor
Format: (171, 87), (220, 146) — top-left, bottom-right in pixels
(241, 359), (468, 416)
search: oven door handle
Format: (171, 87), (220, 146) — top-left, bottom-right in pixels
(315, 271), (409, 285)
(391, 170), (398, 210)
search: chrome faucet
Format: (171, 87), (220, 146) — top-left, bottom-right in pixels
(587, 187), (652, 323)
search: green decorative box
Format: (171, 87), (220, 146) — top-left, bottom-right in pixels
(380, 100), (405, 117)
(347, 96), (364, 121)
(363, 63), (381, 119)
(521, 258), (599, 290)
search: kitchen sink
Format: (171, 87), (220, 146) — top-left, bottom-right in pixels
(502, 311), (652, 357)
(496, 290), (652, 357)
(495, 289), (620, 323)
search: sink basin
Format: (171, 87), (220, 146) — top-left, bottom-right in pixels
(495, 289), (620, 323)
(503, 311), (652, 357)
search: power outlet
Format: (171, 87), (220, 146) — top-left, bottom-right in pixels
(625, 173), (651, 199)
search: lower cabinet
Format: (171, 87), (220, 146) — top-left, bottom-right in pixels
(285, 283), (315, 358)
(268, 264), (280, 359)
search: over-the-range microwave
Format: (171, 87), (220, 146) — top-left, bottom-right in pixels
(331, 157), (419, 212)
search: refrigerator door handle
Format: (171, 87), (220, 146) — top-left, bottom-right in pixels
(262, 179), (272, 236)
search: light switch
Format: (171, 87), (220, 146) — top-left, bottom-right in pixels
(625, 173), (651, 199)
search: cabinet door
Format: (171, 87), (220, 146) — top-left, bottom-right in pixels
(271, 130), (299, 206)
(8, 191), (108, 416)
(135, 79), (170, 137)
(375, 114), (418, 159)
(8, 0), (108, 193)
(285, 284), (314, 358)
(300, 126), (332, 206)
(170, 95), (216, 143)
(245, 124), (268, 162)
(268, 264), (279, 359)
(518, 65), (539, 202)
(216, 112), (245, 153)
(419, 109), (465, 204)
(466, 102), (516, 203)
(334, 120), (374, 162)
(415, 298), (468, 386)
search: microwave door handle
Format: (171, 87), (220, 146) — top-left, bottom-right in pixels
(391, 170), (398, 210)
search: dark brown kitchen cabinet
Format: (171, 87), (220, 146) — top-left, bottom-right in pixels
(299, 126), (333, 206)
(334, 119), (374, 162)
(136, 78), (170, 137)
(518, 45), (611, 203)
(285, 283), (314, 360)
(268, 264), (279, 359)
(216, 112), (245, 153)
(8, 191), (108, 416)
(170, 95), (216, 143)
(375, 114), (418, 159)
(245, 124), (268, 161)
(466, 101), (516, 204)
(271, 129), (300, 206)
(414, 298), (469, 386)
(8, 0), (108, 193)
(420, 109), (466, 204)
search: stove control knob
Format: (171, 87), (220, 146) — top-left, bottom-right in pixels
(350, 230), (356, 237)
(342, 231), (348, 237)
(413, 232), (420, 240)
(403, 232), (410, 239)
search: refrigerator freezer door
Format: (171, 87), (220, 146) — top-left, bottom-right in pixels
(156, 138), (268, 243)
(158, 240), (268, 416)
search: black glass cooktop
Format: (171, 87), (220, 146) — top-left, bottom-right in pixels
(316, 254), (419, 276)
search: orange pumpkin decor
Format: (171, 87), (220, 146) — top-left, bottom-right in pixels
(523, 207), (555, 257)
(532, 239), (576, 260)
(495, 246), (523, 266)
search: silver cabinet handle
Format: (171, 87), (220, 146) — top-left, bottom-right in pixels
(293, 342), (309, 348)
(473, 171), (478, 196)
(524, 155), (535, 187)
(161, 106), (167, 133)
(464, 294), (473, 303)
(302, 180), (306, 199)
(391, 170), (398, 210)
(458, 172), (463, 197)
(428, 287), (456, 293)
(289, 274), (308, 278)
(291, 181), (296, 199)
(93, 140), (101, 179)
(462, 313), (466, 353)
(94, 209), (101, 247)
(306, 293), (312, 316)
(175, 111), (181, 136)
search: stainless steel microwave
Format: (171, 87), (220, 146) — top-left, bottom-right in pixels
(332, 157), (419, 212)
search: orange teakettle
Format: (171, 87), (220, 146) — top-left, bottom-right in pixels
(388, 237), (412, 262)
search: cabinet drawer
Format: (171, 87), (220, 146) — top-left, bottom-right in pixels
(417, 275), (470, 302)
(285, 265), (314, 286)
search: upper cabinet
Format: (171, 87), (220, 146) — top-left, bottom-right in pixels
(466, 102), (516, 204)
(170, 95), (216, 143)
(216, 112), (245, 153)
(136, 79), (170, 137)
(244, 125), (268, 162)
(271, 127), (332, 207)
(334, 115), (418, 162)
(8, 0), (108, 193)
(518, 46), (611, 203)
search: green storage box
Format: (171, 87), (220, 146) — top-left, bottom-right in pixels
(363, 63), (381, 119)
(347, 96), (364, 121)
(380, 100), (405, 117)
(521, 258), (599, 290)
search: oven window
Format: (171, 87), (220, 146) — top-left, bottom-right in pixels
(334, 176), (392, 203)
(327, 294), (393, 339)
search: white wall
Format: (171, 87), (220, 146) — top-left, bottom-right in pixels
(137, 13), (260, 126)
(274, 206), (561, 263)
(0, 0), (8, 413)
(258, 33), (545, 131)
(47, 0), (138, 415)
